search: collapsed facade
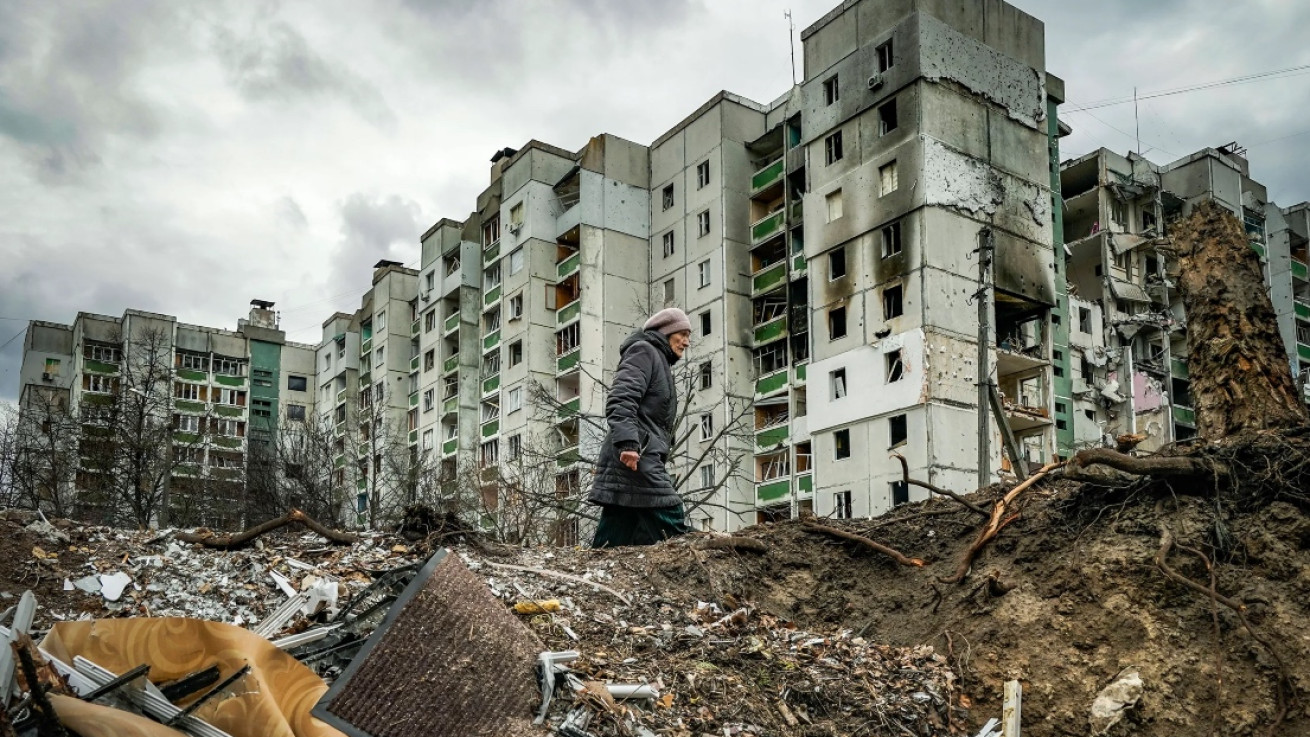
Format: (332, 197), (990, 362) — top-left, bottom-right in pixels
(14, 0), (1310, 533)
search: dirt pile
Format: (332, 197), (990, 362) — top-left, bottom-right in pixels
(4, 437), (1310, 736)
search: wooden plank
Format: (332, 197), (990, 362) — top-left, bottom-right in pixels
(1002, 679), (1022, 737)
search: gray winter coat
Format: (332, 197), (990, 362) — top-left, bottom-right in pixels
(587, 330), (680, 508)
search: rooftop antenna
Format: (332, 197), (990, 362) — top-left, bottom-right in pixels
(785, 9), (797, 86)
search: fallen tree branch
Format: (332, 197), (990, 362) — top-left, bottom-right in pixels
(13, 634), (69, 737)
(484, 562), (632, 606)
(801, 520), (925, 567)
(940, 461), (1064, 583)
(177, 509), (359, 549)
(1068, 448), (1213, 478)
(891, 453), (990, 517)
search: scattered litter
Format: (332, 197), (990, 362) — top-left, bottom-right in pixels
(99, 571), (132, 602)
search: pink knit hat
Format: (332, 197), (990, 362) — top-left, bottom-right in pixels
(644, 307), (692, 336)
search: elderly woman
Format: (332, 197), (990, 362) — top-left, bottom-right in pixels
(587, 308), (693, 547)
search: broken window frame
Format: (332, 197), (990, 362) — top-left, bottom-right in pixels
(885, 349), (904, 383)
(830, 367), (847, 400)
(834, 428), (851, 460)
(834, 490), (852, 519)
(825, 130), (843, 165)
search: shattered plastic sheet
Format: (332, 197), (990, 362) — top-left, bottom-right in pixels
(41, 618), (345, 737)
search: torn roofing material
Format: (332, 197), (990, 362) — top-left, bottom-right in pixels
(313, 550), (545, 737)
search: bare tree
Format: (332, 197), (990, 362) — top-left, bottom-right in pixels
(244, 413), (347, 527)
(0, 404), (21, 509)
(7, 388), (79, 517)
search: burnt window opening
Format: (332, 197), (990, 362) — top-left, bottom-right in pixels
(828, 306), (847, 340)
(883, 283), (903, 320)
(888, 413), (907, 447)
(878, 98), (898, 135)
(831, 368), (847, 400)
(829, 247), (847, 280)
(876, 39), (894, 72)
(823, 75), (839, 105)
(881, 221), (902, 257)
(825, 131), (843, 165)
(834, 428), (851, 460)
(662, 184), (674, 211)
(890, 480), (909, 506)
(886, 349), (904, 382)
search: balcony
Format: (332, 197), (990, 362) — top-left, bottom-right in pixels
(336, 388), (346, 405)
(750, 158), (784, 196)
(409, 429), (418, 445)
(211, 468), (243, 481)
(556, 396), (581, 420)
(483, 241), (500, 265)
(214, 405), (244, 418)
(756, 478), (790, 503)
(1292, 259), (1308, 280)
(755, 369), (788, 397)
(484, 284), (502, 306)
(795, 473), (813, 495)
(334, 454), (346, 468)
(359, 370), (371, 387)
(442, 437), (458, 456)
(410, 355), (420, 371)
(1295, 300), (1310, 320)
(793, 362), (807, 385)
(557, 349), (580, 374)
(84, 360), (120, 375)
(482, 374), (500, 395)
(444, 312), (460, 334)
(442, 396), (458, 416)
(173, 431), (201, 444)
(481, 419), (499, 438)
(792, 253), (807, 275)
(483, 329), (500, 351)
(755, 424), (788, 449)
(214, 436), (243, 449)
(174, 399), (205, 414)
(557, 299), (581, 326)
(557, 251), (580, 280)
(213, 374), (245, 388)
(1299, 343), (1310, 363)
(409, 392), (419, 407)
(753, 315), (788, 346)
(556, 203), (582, 242)
(751, 261), (787, 297)
(443, 355), (459, 374)
(556, 446), (581, 469)
(411, 319), (420, 337)
(361, 338), (373, 354)
(751, 210), (785, 245)
(1250, 241), (1267, 260)
(176, 369), (206, 382)
(1173, 405), (1196, 426)
(1170, 358), (1189, 380)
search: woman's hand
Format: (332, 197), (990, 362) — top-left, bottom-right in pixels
(620, 450), (639, 471)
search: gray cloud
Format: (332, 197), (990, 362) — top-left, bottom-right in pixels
(328, 193), (424, 299)
(211, 20), (395, 129)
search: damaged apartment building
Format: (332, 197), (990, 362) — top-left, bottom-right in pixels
(1058, 144), (1310, 453)
(19, 0), (1309, 535)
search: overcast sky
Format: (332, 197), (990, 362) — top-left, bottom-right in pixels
(3, 0), (1308, 401)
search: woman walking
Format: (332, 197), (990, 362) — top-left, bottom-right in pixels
(587, 308), (693, 547)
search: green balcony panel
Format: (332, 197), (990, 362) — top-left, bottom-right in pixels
(359, 371), (371, 387)
(356, 477), (367, 490)
(751, 261), (786, 295)
(483, 330), (501, 351)
(409, 392), (419, 407)
(788, 200), (803, 225)
(750, 159), (784, 192)
(1250, 242), (1266, 260)
(792, 254), (807, 274)
(481, 419), (499, 438)
(85, 360), (120, 375)
(173, 432), (200, 444)
(172, 464), (201, 478)
(442, 396), (458, 414)
(751, 210), (785, 243)
(1173, 406), (1196, 426)
(797, 473), (813, 494)
(334, 454), (346, 468)
(337, 389), (346, 404)
(1292, 260), (1308, 280)
(442, 437), (458, 455)
(484, 285), (502, 306)
(212, 468), (243, 481)
(557, 350), (580, 373)
(482, 374), (500, 394)
(214, 436), (243, 449)
(361, 338), (373, 354)
(409, 429), (418, 444)
(1299, 343), (1310, 362)
(411, 320), (420, 337)
(214, 405), (244, 417)
(794, 362), (807, 384)
(557, 251), (580, 279)
(444, 355), (459, 373)
(557, 299), (581, 326)
(1294, 301), (1310, 320)
(444, 313), (461, 333)
(214, 374), (245, 388)
(755, 369), (787, 397)
(755, 425), (788, 449)
(753, 316), (788, 345)
(1170, 358), (1189, 380)
(557, 397), (580, 419)
(757, 478), (790, 502)
(483, 242), (500, 264)
(174, 399), (205, 413)
(177, 369), (207, 382)
(556, 447), (581, 468)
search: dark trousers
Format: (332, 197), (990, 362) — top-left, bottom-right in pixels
(591, 504), (690, 548)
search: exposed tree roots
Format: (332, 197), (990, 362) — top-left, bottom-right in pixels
(177, 508), (359, 549)
(696, 536), (770, 554)
(940, 461), (1064, 584)
(891, 453), (990, 517)
(802, 520), (925, 567)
